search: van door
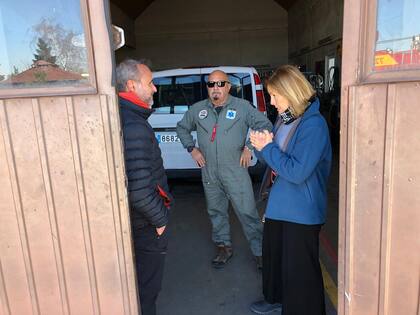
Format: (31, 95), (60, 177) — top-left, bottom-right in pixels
(150, 71), (202, 171)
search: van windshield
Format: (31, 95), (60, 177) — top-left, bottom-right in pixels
(153, 75), (201, 114)
(203, 73), (253, 104)
(152, 72), (253, 114)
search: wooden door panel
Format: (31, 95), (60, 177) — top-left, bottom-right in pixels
(1, 98), (64, 314)
(0, 101), (34, 315)
(38, 96), (96, 314)
(381, 83), (420, 315)
(72, 95), (126, 315)
(344, 85), (388, 315)
(341, 83), (420, 315)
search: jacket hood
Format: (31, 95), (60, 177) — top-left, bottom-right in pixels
(301, 97), (320, 121)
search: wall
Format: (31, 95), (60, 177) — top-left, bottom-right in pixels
(116, 0), (288, 70)
(111, 0), (346, 72)
(288, 0), (344, 72)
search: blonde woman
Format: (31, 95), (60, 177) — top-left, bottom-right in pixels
(250, 65), (331, 315)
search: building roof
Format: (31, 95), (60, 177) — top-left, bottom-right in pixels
(3, 60), (83, 84)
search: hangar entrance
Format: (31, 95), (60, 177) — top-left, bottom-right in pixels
(109, 0), (342, 314)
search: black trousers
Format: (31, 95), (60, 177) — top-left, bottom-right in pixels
(133, 225), (169, 315)
(262, 219), (326, 315)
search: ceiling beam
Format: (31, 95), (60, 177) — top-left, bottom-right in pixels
(111, 0), (296, 20)
(273, 0), (295, 10)
(110, 0), (154, 19)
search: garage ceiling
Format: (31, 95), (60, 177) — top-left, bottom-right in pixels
(274, 0), (296, 10)
(110, 0), (295, 19)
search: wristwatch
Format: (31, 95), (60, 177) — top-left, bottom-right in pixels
(245, 145), (254, 152)
(187, 146), (195, 153)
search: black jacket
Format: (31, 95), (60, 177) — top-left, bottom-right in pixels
(119, 97), (172, 229)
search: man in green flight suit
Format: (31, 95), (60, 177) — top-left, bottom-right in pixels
(176, 70), (273, 269)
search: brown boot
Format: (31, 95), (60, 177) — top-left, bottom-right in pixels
(211, 245), (233, 269)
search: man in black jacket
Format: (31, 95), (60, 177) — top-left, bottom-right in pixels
(116, 59), (172, 315)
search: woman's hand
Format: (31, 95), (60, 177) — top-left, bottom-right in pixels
(250, 130), (273, 151)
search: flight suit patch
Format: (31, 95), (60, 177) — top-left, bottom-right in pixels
(199, 110), (208, 119)
(226, 109), (236, 119)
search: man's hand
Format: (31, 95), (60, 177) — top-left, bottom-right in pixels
(156, 225), (166, 236)
(240, 147), (252, 168)
(191, 148), (206, 167)
(250, 130), (273, 151)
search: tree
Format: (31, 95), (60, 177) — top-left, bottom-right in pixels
(33, 38), (56, 64)
(31, 18), (88, 74)
(13, 66), (19, 75)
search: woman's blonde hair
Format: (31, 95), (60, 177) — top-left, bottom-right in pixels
(266, 65), (315, 117)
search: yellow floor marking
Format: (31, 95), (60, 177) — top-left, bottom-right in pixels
(320, 260), (338, 309)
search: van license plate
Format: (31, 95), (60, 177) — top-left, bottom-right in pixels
(156, 134), (180, 143)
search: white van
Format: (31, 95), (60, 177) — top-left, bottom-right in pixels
(149, 66), (267, 178)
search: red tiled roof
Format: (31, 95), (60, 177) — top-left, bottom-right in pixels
(3, 60), (83, 83)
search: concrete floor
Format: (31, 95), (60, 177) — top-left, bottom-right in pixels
(157, 152), (339, 315)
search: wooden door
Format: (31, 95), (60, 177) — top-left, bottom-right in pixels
(0, 0), (138, 314)
(339, 0), (420, 314)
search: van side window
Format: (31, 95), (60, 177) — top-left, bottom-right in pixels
(242, 74), (253, 104)
(153, 75), (201, 114)
(203, 73), (253, 105)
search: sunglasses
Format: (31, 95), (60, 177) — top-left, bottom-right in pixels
(206, 81), (230, 88)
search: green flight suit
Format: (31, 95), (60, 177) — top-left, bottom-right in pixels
(176, 95), (273, 256)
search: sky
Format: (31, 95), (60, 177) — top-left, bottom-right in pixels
(0, 0), (85, 75)
(376, 0), (420, 51)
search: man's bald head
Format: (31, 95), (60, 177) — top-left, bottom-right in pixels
(207, 70), (231, 107)
(208, 70), (229, 82)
